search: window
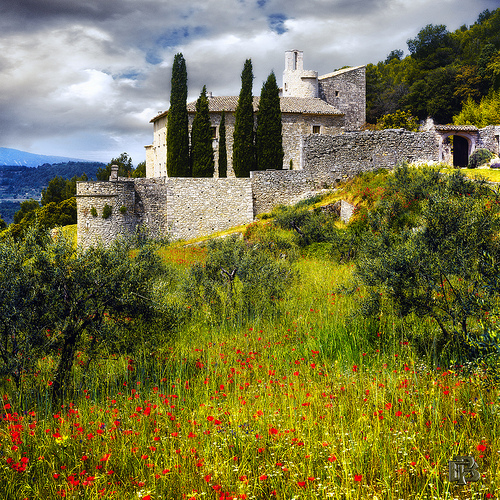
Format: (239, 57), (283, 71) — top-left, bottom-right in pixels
(312, 125), (320, 134)
(211, 127), (217, 139)
(335, 90), (339, 97)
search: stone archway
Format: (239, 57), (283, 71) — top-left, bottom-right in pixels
(435, 125), (479, 166)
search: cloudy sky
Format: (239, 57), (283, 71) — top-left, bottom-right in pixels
(0, 0), (497, 165)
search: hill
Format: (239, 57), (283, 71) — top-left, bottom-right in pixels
(0, 147), (95, 168)
(0, 160), (104, 224)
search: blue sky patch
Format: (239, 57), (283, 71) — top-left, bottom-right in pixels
(268, 13), (288, 34)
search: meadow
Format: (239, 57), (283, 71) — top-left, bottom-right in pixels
(1, 165), (499, 500)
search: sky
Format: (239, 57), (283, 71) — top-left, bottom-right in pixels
(0, 0), (498, 165)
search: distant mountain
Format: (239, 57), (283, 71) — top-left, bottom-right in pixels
(0, 147), (95, 168)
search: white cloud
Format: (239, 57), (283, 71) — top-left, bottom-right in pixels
(0, 0), (497, 164)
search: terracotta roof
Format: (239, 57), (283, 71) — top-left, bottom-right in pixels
(151, 96), (342, 122)
(434, 125), (478, 132)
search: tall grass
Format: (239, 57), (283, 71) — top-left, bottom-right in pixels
(1, 255), (498, 499)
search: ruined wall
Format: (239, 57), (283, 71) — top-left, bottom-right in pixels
(478, 126), (500, 155)
(302, 129), (440, 182)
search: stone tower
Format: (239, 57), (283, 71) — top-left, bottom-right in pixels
(282, 50), (319, 98)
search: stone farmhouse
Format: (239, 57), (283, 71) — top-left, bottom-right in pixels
(145, 50), (366, 177)
(76, 51), (500, 248)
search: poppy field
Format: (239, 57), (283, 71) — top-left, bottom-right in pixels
(0, 255), (498, 500)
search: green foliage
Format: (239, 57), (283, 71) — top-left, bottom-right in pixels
(366, 8), (500, 124)
(218, 110), (227, 178)
(354, 165), (500, 366)
(191, 85), (215, 177)
(272, 204), (339, 247)
(13, 198), (40, 224)
(90, 206), (98, 217)
(376, 110), (419, 131)
(132, 161), (146, 178)
(167, 53), (190, 177)
(256, 71), (283, 170)
(468, 147), (495, 168)
(0, 227), (174, 400)
(182, 236), (294, 322)
(453, 91), (500, 127)
(0, 217), (5, 230)
(233, 59), (255, 177)
(5, 198), (77, 240)
(102, 204), (112, 219)
(96, 153), (134, 181)
(119, 205), (127, 214)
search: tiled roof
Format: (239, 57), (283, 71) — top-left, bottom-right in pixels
(151, 96), (342, 122)
(434, 125), (478, 132)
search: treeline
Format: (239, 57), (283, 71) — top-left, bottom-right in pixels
(0, 161), (103, 198)
(0, 153), (144, 233)
(367, 8), (500, 126)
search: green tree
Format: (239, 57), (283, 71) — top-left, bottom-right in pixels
(0, 217), (6, 230)
(453, 91), (500, 127)
(233, 59), (256, 177)
(376, 110), (419, 131)
(256, 71), (284, 171)
(96, 153), (133, 181)
(13, 198), (40, 224)
(0, 226), (169, 400)
(191, 85), (215, 177)
(218, 110), (227, 178)
(132, 161), (146, 178)
(167, 53), (190, 177)
(355, 166), (500, 363)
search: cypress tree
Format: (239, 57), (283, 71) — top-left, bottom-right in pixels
(218, 110), (227, 178)
(256, 71), (284, 170)
(233, 59), (256, 177)
(167, 53), (190, 177)
(191, 85), (215, 177)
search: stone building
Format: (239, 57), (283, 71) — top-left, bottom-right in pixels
(76, 50), (500, 248)
(145, 50), (366, 177)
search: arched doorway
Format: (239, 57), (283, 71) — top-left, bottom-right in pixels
(435, 125), (478, 166)
(453, 135), (469, 167)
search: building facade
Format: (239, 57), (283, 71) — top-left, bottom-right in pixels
(145, 50), (366, 178)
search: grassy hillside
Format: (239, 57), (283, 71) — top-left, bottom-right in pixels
(0, 163), (498, 499)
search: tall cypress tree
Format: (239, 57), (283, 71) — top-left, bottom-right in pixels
(167, 53), (190, 177)
(191, 86), (215, 177)
(256, 71), (284, 170)
(218, 110), (227, 178)
(233, 59), (256, 177)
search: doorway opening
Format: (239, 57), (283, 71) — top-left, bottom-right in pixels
(452, 135), (470, 167)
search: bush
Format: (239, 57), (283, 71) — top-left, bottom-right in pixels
(468, 148), (495, 168)
(182, 236), (294, 322)
(102, 204), (112, 219)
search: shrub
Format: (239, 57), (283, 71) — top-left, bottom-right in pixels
(119, 205), (127, 214)
(468, 148), (494, 168)
(91, 206), (98, 217)
(102, 204), (112, 219)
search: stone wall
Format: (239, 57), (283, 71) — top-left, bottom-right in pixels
(478, 126), (500, 155)
(161, 177), (253, 241)
(319, 66), (366, 130)
(76, 180), (137, 248)
(250, 170), (317, 215)
(302, 129), (440, 182)
(77, 177), (254, 247)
